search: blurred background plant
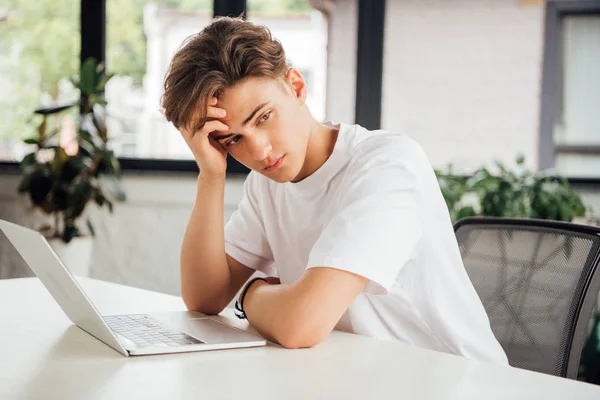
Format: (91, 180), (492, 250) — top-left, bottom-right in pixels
(17, 58), (125, 243)
(436, 154), (591, 224)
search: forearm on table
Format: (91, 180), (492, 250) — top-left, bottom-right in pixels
(242, 281), (332, 349)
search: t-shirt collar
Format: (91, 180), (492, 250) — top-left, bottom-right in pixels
(283, 121), (351, 195)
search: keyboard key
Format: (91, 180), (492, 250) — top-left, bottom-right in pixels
(104, 315), (204, 348)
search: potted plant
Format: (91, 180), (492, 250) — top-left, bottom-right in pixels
(435, 154), (592, 224)
(17, 58), (125, 276)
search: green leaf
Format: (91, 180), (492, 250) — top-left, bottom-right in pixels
(78, 130), (100, 150)
(96, 73), (114, 91)
(53, 184), (71, 211)
(51, 147), (69, 175)
(94, 98), (108, 107)
(24, 138), (39, 145)
(34, 103), (75, 116)
(28, 169), (54, 206)
(94, 191), (105, 207)
(20, 153), (36, 170)
(80, 58), (98, 95)
(456, 206), (477, 221)
(69, 182), (93, 219)
(103, 150), (121, 175)
(58, 157), (86, 183)
(17, 173), (32, 193)
(62, 223), (79, 244)
(92, 111), (108, 142)
(38, 129), (62, 148)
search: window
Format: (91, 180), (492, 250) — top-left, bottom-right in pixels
(104, 0), (328, 160)
(247, 1), (328, 122)
(0, 0), (80, 162)
(552, 14), (600, 177)
(105, 0), (212, 160)
(0, 1), (328, 163)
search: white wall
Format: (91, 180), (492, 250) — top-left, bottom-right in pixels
(381, 0), (545, 173)
(324, 0), (358, 124)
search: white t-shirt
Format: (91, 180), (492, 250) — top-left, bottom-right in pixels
(224, 122), (508, 364)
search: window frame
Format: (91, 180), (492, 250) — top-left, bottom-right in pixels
(539, 0), (600, 175)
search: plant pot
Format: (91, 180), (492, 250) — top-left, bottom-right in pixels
(47, 236), (93, 277)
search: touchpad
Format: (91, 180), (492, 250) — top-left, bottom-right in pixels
(180, 318), (246, 344)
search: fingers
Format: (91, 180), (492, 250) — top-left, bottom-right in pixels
(202, 120), (229, 136)
(179, 118), (228, 141)
(207, 96), (226, 119)
(206, 106), (226, 119)
(207, 134), (227, 153)
(179, 97), (226, 140)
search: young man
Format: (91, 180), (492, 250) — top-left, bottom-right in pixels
(161, 16), (507, 364)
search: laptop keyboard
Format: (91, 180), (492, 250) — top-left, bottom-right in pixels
(104, 315), (204, 348)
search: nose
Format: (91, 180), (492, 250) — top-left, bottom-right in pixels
(247, 132), (272, 161)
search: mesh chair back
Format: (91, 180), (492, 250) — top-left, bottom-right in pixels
(454, 218), (600, 377)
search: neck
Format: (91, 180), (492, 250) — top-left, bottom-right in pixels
(292, 118), (339, 183)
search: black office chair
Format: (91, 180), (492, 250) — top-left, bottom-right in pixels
(454, 217), (600, 378)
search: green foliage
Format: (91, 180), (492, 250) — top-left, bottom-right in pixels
(0, 0), (79, 143)
(17, 59), (125, 243)
(580, 313), (600, 384)
(435, 154), (590, 223)
(106, 0), (149, 87)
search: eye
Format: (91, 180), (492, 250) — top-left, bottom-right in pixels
(225, 135), (242, 147)
(258, 111), (272, 124)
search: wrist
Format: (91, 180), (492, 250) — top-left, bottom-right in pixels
(197, 172), (226, 187)
(234, 277), (268, 320)
(244, 279), (268, 302)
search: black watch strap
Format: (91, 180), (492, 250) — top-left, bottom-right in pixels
(234, 277), (267, 320)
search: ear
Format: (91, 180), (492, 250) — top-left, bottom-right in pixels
(285, 68), (307, 105)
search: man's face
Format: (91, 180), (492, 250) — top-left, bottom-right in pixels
(209, 71), (311, 183)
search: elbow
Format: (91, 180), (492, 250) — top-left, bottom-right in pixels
(275, 325), (329, 349)
(181, 292), (227, 316)
(185, 302), (225, 316)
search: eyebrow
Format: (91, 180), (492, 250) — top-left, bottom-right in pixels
(212, 101), (270, 141)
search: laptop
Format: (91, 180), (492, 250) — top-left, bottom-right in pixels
(0, 219), (267, 356)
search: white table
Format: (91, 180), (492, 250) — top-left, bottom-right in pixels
(1, 277), (599, 400)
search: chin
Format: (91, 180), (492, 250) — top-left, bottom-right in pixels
(261, 157), (302, 183)
(241, 156), (301, 183)
(262, 168), (295, 183)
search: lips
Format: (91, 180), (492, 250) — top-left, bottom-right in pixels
(264, 155), (285, 171)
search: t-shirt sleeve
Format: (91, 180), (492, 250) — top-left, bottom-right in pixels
(306, 157), (423, 294)
(224, 173), (275, 275)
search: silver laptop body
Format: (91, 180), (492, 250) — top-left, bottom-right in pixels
(0, 219), (266, 356)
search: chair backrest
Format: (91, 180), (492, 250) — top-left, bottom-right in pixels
(454, 217), (600, 378)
